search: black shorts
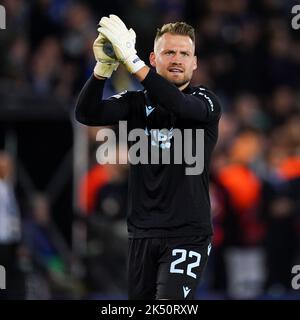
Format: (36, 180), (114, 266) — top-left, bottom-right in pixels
(128, 235), (211, 300)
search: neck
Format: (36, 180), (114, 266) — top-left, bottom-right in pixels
(178, 81), (190, 91)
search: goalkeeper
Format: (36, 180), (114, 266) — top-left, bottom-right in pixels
(75, 15), (221, 300)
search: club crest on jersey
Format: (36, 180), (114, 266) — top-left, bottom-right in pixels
(144, 127), (173, 149)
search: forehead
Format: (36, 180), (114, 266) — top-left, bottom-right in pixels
(155, 33), (195, 53)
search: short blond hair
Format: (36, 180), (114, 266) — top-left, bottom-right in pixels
(155, 22), (195, 44)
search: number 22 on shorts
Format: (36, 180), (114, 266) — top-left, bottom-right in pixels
(170, 249), (201, 279)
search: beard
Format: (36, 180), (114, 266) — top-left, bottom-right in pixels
(173, 79), (190, 88)
(157, 68), (193, 89)
(165, 71), (192, 88)
(168, 75), (191, 89)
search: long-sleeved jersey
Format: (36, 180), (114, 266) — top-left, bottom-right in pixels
(75, 69), (221, 238)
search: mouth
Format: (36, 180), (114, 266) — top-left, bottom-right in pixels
(168, 67), (184, 74)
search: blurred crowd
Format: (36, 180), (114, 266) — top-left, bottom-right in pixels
(0, 0), (300, 299)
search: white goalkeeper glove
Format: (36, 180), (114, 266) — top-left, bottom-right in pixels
(93, 32), (119, 78)
(98, 14), (145, 74)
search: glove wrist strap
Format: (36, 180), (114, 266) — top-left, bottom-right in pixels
(94, 61), (119, 78)
(125, 54), (145, 74)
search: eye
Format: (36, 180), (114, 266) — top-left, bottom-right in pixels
(165, 51), (175, 56)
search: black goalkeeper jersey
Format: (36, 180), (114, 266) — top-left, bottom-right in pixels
(75, 69), (221, 238)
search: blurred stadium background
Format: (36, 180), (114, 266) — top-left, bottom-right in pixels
(0, 0), (300, 300)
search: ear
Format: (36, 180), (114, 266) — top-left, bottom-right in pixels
(193, 56), (197, 71)
(149, 52), (156, 68)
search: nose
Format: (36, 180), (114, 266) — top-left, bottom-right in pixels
(170, 52), (183, 64)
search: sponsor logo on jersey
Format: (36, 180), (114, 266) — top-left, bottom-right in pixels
(145, 105), (155, 116)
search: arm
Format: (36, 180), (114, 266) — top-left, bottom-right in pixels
(75, 74), (130, 126)
(136, 67), (221, 123)
(75, 16), (132, 126)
